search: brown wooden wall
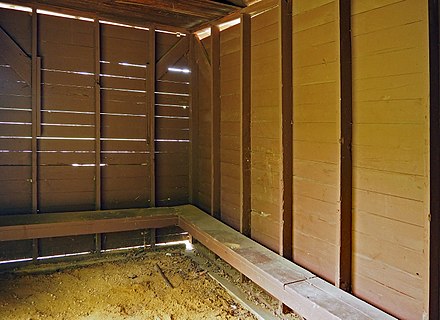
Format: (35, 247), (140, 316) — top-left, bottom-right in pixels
(39, 14), (97, 212)
(192, 0), (430, 319)
(220, 24), (241, 230)
(0, 8), (34, 261)
(100, 23), (150, 210)
(192, 36), (212, 212)
(193, 6), (284, 252)
(0, 7), (190, 261)
(250, 7), (282, 252)
(351, 1), (428, 319)
(0, 8), (32, 215)
(155, 32), (190, 206)
(0, 1), (433, 319)
(292, 0), (340, 283)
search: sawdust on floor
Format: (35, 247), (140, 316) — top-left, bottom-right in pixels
(0, 248), (257, 320)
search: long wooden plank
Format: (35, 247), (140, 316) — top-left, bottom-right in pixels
(429, 0), (440, 318)
(94, 20), (102, 253)
(0, 26), (31, 85)
(351, 1), (427, 318)
(0, 214), (178, 241)
(31, 9), (40, 261)
(148, 28), (156, 207)
(31, 11), (39, 215)
(94, 22), (101, 209)
(5, 0), (190, 33)
(177, 205), (395, 320)
(0, 204), (396, 320)
(336, 0), (353, 292)
(189, 34), (198, 203)
(240, 14), (251, 237)
(211, 25), (221, 220)
(280, 0), (293, 260)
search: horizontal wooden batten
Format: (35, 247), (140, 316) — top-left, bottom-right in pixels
(0, 207), (178, 241)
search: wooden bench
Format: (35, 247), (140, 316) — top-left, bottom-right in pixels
(0, 205), (396, 320)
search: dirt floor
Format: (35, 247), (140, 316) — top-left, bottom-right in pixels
(0, 248), (259, 320)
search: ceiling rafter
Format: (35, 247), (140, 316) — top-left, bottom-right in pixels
(7, 0), (246, 30)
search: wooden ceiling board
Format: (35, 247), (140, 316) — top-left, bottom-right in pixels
(7, 0), (245, 30)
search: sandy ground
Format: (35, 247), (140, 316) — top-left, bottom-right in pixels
(0, 248), (258, 320)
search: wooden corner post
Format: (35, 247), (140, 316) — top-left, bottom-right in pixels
(189, 34), (199, 204)
(336, 0), (353, 292)
(210, 25), (221, 219)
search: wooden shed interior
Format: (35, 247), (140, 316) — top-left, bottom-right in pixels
(0, 0), (438, 319)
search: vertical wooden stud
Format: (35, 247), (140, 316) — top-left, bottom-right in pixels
(279, 0), (293, 260)
(429, 0), (440, 317)
(336, 0), (353, 292)
(94, 20), (102, 254)
(148, 27), (156, 207)
(240, 14), (251, 237)
(31, 9), (39, 214)
(189, 34), (199, 204)
(94, 20), (101, 211)
(210, 25), (221, 219)
(31, 9), (40, 261)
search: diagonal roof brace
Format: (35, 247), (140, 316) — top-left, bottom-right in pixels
(0, 26), (31, 85)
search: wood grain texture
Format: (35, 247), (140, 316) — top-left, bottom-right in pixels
(292, 0), (339, 284)
(8, 0), (240, 30)
(154, 32), (190, 207)
(0, 26), (31, 85)
(94, 20), (101, 211)
(148, 28), (156, 207)
(220, 23), (241, 231)
(0, 8), (32, 54)
(240, 14), (251, 237)
(189, 35), (198, 203)
(156, 37), (189, 79)
(211, 25), (221, 219)
(250, 6), (281, 253)
(0, 9), (32, 218)
(193, 38), (212, 212)
(336, 0), (352, 292)
(31, 11), (39, 216)
(351, 1), (429, 319)
(0, 205), (396, 320)
(280, 0), (293, 260)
